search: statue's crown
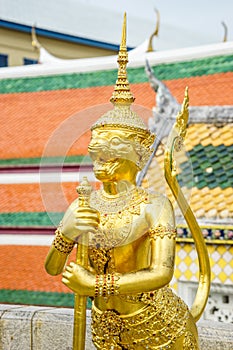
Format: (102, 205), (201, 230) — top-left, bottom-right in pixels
(91, 13), (152, 135)
(91, 13), (155, 169)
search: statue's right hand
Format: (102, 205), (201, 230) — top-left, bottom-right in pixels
(60, 203), (100, 242)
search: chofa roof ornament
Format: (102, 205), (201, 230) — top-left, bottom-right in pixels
(147, 8), (160, 53)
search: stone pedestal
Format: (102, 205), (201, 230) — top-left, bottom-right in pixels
(0, 304), (232, 349)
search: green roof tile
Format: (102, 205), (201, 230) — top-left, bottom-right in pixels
(179, 144), (233, 189)
(0, 54), (233, 93)
(0, 155), (91, 166)
(0, 212), (63, 227)
(0, 289), (92, 308)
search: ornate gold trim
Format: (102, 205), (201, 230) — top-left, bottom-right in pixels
(53, 228), (75, 254)
(148, 223), (177, 240)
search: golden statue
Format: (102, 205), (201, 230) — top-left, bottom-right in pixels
(45, 13), (210, 350)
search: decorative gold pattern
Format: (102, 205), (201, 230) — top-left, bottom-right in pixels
(95, 273), (120, 298)
(88, 188), (150, 275)
(91, 187), (149, 214)
(148, 223), (177, 240)
(110, 12), (134, 106)
(183, 331), (199, 350)
(89, 247), (115, 274)
(92, 287), (190, 349)
(92, 106), (149, 134)
(53, 228), (75, 254)
(174, 86), (189, 149)
(89, 187), (150, 249)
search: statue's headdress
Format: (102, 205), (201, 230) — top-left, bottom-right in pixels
(91, 13), (155, 169)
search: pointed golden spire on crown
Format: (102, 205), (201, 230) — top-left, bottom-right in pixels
(91, 12), (154, 143)
(110, 13), (135, 105)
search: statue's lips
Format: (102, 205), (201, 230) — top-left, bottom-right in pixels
(93, 159), (119, 174)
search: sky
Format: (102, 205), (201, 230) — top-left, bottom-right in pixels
(1, 0), (233, 50)
(82, 0), (233, 48)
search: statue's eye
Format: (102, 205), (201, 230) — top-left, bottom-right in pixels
(110, 137), (121, 146)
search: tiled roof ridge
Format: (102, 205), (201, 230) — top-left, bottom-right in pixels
(0, 54), (233, 94)
(1, 40), (233, 80)
(189, 106), (233, 123)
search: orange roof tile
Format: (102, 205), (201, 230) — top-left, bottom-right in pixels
(0, 183), (79, 213)
(1, 72), (233, 161)
(165, 72), (233, 106)
(0, 245), (75, 293)
(0, 83), (154, 160)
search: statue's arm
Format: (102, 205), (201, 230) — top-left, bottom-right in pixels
(45, 196), (99, 276)
(118, 235), (175, 294)
(118, 196), (176, 294)
(45, 225), (75, 276)
(62, 196), (176, 297)
(45, 200), (79, 276)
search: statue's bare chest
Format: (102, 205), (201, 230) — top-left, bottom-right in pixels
(88, 188), (154, 273)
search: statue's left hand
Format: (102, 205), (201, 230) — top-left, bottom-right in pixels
(62, 262), (95, 296)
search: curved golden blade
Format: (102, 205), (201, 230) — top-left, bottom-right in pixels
(164, 87), (211, 322)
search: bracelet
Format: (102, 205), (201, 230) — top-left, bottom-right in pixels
(53, 228), (75, 254)
(95, 273), (120, 299)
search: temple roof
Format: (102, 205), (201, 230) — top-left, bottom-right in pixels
(1, 56), (233, 165)
(1, 40), (233, 79)
(146, 123), (233, 223)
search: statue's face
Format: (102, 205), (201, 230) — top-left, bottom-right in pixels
(88, 129), (139, 182)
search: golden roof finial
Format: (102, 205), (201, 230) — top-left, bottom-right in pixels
(147, 8), (160, 52)
(31, 25), (41, 50)
(110, 12), (135, 105)
(221, 21), (228, 42)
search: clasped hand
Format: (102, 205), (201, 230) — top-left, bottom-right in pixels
(62, 262), (95, 296)
(61, 202), (100, 242)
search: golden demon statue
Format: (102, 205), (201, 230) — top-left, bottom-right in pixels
(45, 14), (210, 350)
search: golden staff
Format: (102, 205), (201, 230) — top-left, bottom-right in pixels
(73, 176), (92, 350)
(164, 87), (211, 322)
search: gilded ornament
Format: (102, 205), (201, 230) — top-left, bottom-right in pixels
(53, 227), (75, 254)
(148, 223), (177, 240)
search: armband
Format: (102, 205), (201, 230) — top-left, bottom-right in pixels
(148, 224), (176, 240)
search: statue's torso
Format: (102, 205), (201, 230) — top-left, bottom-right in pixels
(70, 186), (199, 348)
(87, 187), (166, 313)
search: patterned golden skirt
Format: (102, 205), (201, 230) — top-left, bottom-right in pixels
(91, 287), (198, 349)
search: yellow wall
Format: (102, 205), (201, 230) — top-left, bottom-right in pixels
(0, 28), (116, 67)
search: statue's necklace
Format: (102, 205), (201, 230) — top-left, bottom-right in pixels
(89, 187), (150, 274)
(90, 187), (150, 248)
